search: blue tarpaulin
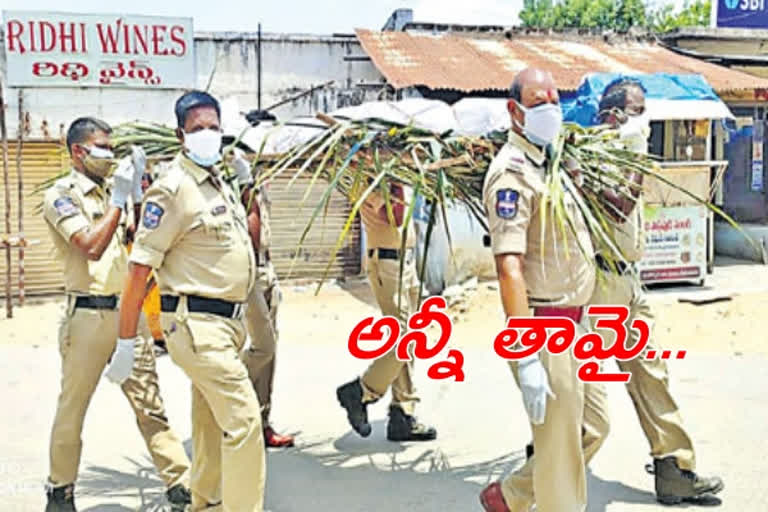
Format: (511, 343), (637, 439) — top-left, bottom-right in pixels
(561, 72), (723, 127)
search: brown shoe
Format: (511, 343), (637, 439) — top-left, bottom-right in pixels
(264, 426), (295, 448)
(480, 482), (510, 512)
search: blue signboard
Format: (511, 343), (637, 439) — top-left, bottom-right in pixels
(716, 0), (768, 29)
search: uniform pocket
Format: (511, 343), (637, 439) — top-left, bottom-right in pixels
(187, 216), (236, 248)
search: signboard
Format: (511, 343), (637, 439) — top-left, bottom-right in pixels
(752, 118), (765, 191)
(714, 0), (768, 29)
(752, 161), (765, 191)
(2, 11), (195, 88)
(638, 205), (708, 285)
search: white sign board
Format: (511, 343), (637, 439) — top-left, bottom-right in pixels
(752, 160), (765, 191)
(2, 11), (195, 89)
(638, 205), (708, 285)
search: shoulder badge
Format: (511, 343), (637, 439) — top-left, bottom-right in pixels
(53, 196), (78, 217)
(143, 202), (165, 229)
(495, 189), (519, 219)
(504, 146), (526, 174)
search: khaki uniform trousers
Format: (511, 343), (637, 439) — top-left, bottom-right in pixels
(49, 299), (190, 488)
(586, 271), (695, 469)
(501, 317), (607, 512)
(162, 298), (265, 512)
(243, 262), (280, 426)
(360, 251), (420, 415)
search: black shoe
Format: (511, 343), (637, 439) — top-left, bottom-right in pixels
(154, 339), (168, 356)
(166, 484), (191, 511)
(386, 405), (437, 442)
(525, 442), (534, 460)
(648, 457), (724, 505)
(45, 483), (76, 512)
(336, 379), (372, 437)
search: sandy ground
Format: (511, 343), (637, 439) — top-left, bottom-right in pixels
(1, 257), (767, 511)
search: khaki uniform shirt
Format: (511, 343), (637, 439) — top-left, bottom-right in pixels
(43, 170), (128, 296)
(482, 131), (596, 307)
(130, 153), (256, 303)
(360, 186), (416, 250)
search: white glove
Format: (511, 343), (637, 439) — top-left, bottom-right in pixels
(130, 146), (147, 203)
(518, 355), (556, 425)
(104, 337), (138, 384)
(232, 148), (252, 186)
(110, 158), (134, 209)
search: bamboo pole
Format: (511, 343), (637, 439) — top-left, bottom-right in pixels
(16, 90), (24, 306)
(1, 82), (12, 318)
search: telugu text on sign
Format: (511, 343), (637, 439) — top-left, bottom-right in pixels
(2, 11), (195, 89)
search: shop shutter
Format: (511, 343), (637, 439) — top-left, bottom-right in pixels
(0, 141), (68, 297)
(1, 148), (362, 298)
(267, 174), (361, 280)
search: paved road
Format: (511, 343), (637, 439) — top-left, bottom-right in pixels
(1, 339), (765, 511)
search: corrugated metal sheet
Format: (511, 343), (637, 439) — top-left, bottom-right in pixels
(0, 142), (67, 297)
(356, 29), (768, 93)
(267, 174), (361, 280)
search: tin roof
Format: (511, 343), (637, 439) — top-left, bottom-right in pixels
(356, 29), (768, 93)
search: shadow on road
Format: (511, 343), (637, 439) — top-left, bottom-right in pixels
(74, 434), (690, 511)
(78, 458), (171, 511)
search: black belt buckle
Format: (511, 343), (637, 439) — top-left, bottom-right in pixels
(74, 295), (118, 310)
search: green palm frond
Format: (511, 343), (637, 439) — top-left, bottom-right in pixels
(26, 116), (759, 292)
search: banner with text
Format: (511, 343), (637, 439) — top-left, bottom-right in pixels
(638, 205), (708, 284)
(715, 0), (768, 29)
(2, 11), (195, 89)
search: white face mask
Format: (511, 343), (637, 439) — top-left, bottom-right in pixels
(619, 112), (650, 154)
(87, 146), (115, 159)
(514, 101), (563, 147)
(183, 129), (222, 167)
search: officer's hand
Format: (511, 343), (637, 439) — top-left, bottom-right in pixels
(104, 337), (138, 385)
(111, 158), (135, 209)
(130, 146), (147, 203)
(517, 355), (556, 425)
(232, 148), (252, 186)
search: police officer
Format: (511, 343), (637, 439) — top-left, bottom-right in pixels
(118, 91), (265, 511)
(587, 78), (723, 504)
(42, 118), (191, 511)
(478, 68), (606, 512)
(336, 181), (437, 442)
(233, 152), (295, 448)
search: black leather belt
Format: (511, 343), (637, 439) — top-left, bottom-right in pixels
(161, 295), (243, 319)
(256, 250), (271, 267)
(74, 295), (118, 310)
(368, 248), (413, 260)
(596, 254), (629, 275)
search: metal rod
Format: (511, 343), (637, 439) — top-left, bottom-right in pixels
(261, 80), (334, 112)
(257, 23), (262, 110)
(16, 90), (24, 306)
(0, 82), (12, 318)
